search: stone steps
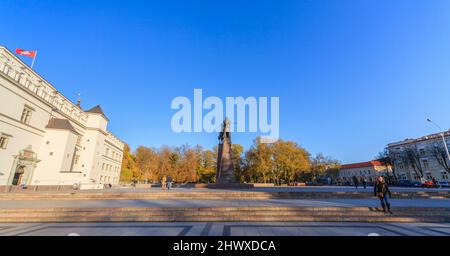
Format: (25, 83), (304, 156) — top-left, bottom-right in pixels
(0, 207), (449, 223)
(1, 191), (449, 200)
(0, 206), (449, 212)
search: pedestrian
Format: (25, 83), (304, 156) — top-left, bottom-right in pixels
(162, 176), (167, 190)
(374, 176), (393, 214)
(353, 176), (359, 189)
(432, 177), (439, 188)
(167, 175), (173, 190)
(327, 176), (332, 186)
(362, 175), (368, 189)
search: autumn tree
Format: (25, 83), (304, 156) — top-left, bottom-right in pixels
(173, 144), (198, 183)
(271, 140), (311, 184)
(197, 149), (217, 183)
(135, 146), (159, 182)
(310, 153), (340, 180)
(244, 138), (273, 183)
(231, 144), (245, 182)
(119, 144), (137, 182)
(120, 138), (322, 185)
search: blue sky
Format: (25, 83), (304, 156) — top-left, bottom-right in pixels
(1, 0), (450, 163)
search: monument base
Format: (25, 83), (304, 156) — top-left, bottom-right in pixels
(195, 183), (254, 189)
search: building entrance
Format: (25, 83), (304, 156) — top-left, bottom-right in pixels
(12, 166), (25, 185)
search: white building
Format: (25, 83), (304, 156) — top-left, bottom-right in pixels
(0, 46), (124, 187)
(387, 131), (450, 182)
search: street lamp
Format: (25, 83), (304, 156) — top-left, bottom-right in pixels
(427, 118), (450, 165)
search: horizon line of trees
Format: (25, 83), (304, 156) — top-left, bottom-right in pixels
(120, 137), (341, 184)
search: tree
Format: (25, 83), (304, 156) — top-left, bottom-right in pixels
(310, 153), (340, 179)
(244, 137), (274, 183)
(120, 144), (137, 182)
(174, 144), (198, 183)
(271, 140), (311, 184)
(376, 149), (397, 181)
(430, 144), (450, 175)
(135, 146), (159, 182)
(231, 144), (245, 182)
(400, 147), (424, 179)
(197, 149), (217, 183)
(120, 137), (325, 185)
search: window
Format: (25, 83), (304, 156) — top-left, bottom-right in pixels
(0, 135), (9, 149)
(422, 160), (429, 168)
(102, 163), (105, 170)
(105, 148), (109, 156)
(419, 148), (426, 156)
(442, 172), (449, 180)
(20, 106), (33, 124)
(74, 155), (80, 165)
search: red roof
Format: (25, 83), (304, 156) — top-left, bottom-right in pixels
(341, 160), (383, 169)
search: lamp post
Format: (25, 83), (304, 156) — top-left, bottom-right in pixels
(427, 118), (450, 166)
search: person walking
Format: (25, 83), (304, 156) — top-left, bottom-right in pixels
(362, 175), (368, 189)
(167, 176), (173, 190)
(432, 176), (439, 188)
(352, 176), (359, 189)
(374, 176), (393, 214)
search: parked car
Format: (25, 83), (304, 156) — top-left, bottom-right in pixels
(396, 180), (421, 187)
(438, 182), (450, 188)
(421, 180), (438, 188)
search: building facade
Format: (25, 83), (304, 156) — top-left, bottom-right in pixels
(387, 131), (450, 182)
(338, 160), (392, 183)
(0, 46), (124, 186)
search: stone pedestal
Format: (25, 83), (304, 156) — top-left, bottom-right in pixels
(216, 137), (235, 184)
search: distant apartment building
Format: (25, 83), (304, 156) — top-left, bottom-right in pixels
(387, 131), (450, 182)
(0, 46), (124, 186)
(339, 160), (392, 183)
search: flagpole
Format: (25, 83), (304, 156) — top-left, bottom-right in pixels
(31, 50), (37, 69)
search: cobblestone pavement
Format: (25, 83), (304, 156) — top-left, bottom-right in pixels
(1, 222), (449, 236)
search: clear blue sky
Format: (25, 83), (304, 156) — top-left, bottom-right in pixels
(2, 0), (450, 163)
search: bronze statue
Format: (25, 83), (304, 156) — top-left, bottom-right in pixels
(218, 117), (231, 142)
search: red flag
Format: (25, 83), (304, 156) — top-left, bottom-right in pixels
(15, 48), (36, 58)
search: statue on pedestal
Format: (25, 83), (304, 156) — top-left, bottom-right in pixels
(216, 117), (235, 184)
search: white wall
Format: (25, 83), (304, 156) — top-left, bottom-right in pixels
(0, 46), (124, 186)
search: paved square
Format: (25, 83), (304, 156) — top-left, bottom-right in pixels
(1, 222), (450, 236)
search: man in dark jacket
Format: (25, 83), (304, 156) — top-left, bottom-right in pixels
(352, 176), (359, 189)
(374, 176), (392, 214)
